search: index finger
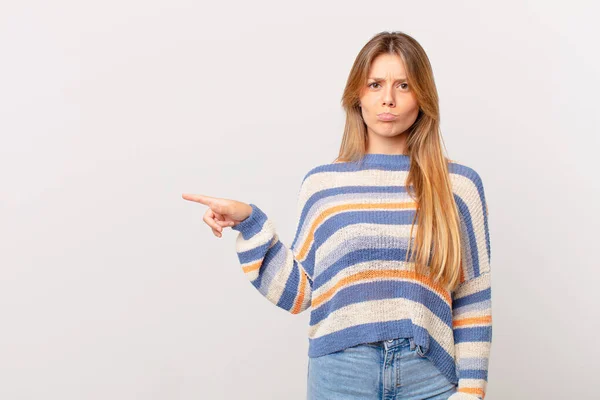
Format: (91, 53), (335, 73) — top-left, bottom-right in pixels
(182, 193), (216, 206)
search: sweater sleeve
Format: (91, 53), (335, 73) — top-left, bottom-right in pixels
(230, 176), (315, 314)
(448, 170), (493, 400)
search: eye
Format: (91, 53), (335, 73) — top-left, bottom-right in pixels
(368, 82), (409, 90)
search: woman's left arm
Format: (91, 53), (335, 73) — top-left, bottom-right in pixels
(449, 169), (493, 400)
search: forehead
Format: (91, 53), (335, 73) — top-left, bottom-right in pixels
(368, 53), (407, 78)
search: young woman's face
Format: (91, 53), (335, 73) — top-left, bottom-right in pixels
(359, 53), (420, 141)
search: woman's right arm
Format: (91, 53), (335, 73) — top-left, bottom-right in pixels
(230, 177), (315, 315)
(182, 173), (317, 315)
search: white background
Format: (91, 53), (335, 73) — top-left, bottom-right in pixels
(1, 1), (598, 399)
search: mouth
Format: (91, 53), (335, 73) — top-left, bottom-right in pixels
(377, 113), (398, 121)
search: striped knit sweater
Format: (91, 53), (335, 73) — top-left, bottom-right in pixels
(232, 153), (492, 400)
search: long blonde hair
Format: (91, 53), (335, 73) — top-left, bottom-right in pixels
(335, 31), (463, 293)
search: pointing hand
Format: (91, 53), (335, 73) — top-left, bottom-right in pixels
(182, 193), (253, 238)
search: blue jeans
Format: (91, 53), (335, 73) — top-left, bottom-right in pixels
(307, 337), (457, 400)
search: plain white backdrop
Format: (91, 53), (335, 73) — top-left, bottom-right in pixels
(1, 1), (598, 399)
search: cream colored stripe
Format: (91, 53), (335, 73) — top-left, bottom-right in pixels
(456, 378), (488, 389)
(234, 218), (275, 254)
(300, 169), (410, 207)
(455, 341), (491, 358)
(453, 273), (491, 300)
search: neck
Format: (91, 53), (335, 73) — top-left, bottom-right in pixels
(365, 130), (409, 156)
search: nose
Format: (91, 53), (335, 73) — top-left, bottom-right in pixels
(382, 86), (394, 107)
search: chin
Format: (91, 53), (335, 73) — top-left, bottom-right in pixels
(376, 126), (407, 137)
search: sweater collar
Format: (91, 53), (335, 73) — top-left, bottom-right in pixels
(360, 153), (411, 166)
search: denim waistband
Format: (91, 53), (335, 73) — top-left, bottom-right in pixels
(366, 337), (417, 351)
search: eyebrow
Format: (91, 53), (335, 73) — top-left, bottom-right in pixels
(368, 77), (407, 82)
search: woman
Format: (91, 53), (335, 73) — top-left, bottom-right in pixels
(183, 31), (492, 400)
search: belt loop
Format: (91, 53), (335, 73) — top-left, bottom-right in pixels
(409, 337), (416, 351)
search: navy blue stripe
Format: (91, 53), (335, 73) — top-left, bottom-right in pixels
(453, 287), (491, 308)
(453, 326), (492, 342)
(458, 369), (488, 380)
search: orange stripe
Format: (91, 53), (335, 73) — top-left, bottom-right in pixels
(242, 260), (262, 274)
(458, 387), (486, 398)
(291, 271), (308, 314)
(240, 236), (279, 274)
(453, 315), (492, 327)
(311, 269), (450, 309)
(297, 201), (418, 260)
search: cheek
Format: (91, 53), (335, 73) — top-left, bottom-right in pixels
(398, 95), (419, 112)
(360, 103), (374, 118)
(362, 101), (381, 117)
